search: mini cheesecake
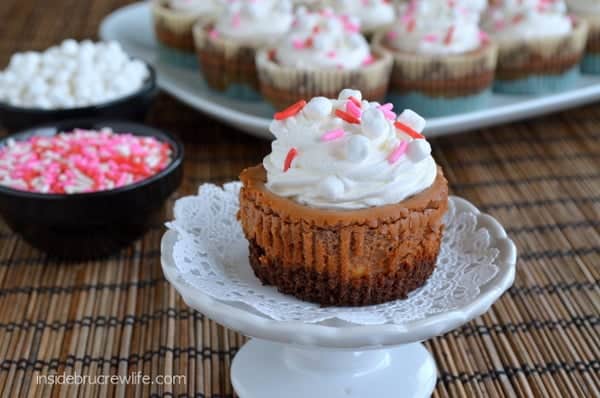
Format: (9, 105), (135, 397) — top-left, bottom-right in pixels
(237, 89), (449, 306)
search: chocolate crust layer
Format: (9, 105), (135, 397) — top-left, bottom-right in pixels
(249, 239), (438, 306)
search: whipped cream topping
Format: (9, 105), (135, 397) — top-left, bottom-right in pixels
(567, 0), (600, 14)
(168, 0), (221, 14)
(483, 0), (573, 41)
(386, 0), (484, 55)
(214, 0), (293, 45)
(274, 7), (372, 69)
(264, 89), (437, 210)
(332, 0), (396, 32)
(456, 0), (489, 14)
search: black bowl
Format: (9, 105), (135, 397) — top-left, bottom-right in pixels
(0, 61), (158, 132)
(0, 120), (183, 258)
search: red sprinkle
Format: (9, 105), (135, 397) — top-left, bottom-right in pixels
(283, 148), (298, 172)
(444, 26), (455, 45)
(335, 109), (361, 124)
(394, 121), (425, 139)
(274, 100), (307, 120)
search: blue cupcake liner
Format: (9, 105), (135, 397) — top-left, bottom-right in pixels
(494, 67), (579, 95)
(581, 53), (600, 75)
(208, 83), (263, 102)
(157, 44), (198, 69)
(386, 90), (491, 118)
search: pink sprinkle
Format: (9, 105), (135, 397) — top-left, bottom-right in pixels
(423, 34), (438, 43)
(327, 50), (337, 58)
(321, 128), (346, 142)
(345, 22), (360, 33)
(378, 103), (396, 120)
(232, 12), (241, 28)
(346, 100), (362, 118)
(494, 20), (506, 30)
(321, 9), (333, 17)
(386, 30), (398, 40)
(479, 30), (490, 44)
(387, 141), (409, 164)
(292, 38), (305, 49)
(209, 29), (219, 40)
(362, 54), (375, 66)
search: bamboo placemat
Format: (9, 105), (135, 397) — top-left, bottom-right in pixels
(0, 0), (599, 397)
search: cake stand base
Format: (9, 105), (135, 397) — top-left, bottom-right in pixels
(231, 339), (437, 398)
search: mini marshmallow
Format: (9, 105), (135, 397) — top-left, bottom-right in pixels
(407, 140), (432, 163)
(318, 175), (345, 199)
(303, 97), (332, 120)
(345, 134), (370, 162)
(397, 109), (426, 133)
(338, 88), (362, 101)
(361, 107), (388, 139)
(0, 40), (148, 109)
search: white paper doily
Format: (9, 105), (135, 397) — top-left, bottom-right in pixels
(166, 182), (500, 325)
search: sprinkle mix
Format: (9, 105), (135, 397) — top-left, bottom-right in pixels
(0, 129), (172, 194)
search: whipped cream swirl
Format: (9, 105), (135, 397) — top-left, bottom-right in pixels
(483, 0), (572, 41)
(169, 0), (222, 13)
(264, 89), (437, 210)
(274, 7), (372, 69)
(567, 0), (600, 14)
(214, 0), (293, 45)
(332, 0), (395, 32)
(386, 0), (484, 55)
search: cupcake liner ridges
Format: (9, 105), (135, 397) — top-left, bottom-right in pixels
(238, 165), (449, 307)
(494, 19), (588, 82)
(371, 33), (498, 99)
(193, 22), (261, 99)
(256, 50), (393, 110)
(152, 0), (217, 52)
(248, 239), (438, 306)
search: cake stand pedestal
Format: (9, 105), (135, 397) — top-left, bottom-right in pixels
(232, 339), (436, 398)
(160, 196), (517, 398)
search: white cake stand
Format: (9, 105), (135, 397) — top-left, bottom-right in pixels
(161, 197), (517, 398)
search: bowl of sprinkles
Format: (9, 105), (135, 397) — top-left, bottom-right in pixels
(0, 120), (183, 258)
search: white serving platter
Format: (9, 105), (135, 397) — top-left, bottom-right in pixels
(100, 2), (600, 140)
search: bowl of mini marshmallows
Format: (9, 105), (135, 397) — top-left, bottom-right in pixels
(0, 40), (157, 131)
(0, 120), (183, 258)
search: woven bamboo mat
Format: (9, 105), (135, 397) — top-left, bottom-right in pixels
(0, 0), (599, 397)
